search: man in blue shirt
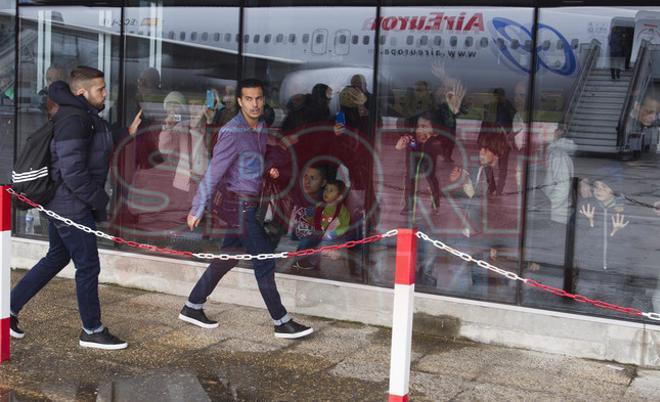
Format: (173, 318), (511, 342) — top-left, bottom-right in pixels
(179, 78), (312, 339)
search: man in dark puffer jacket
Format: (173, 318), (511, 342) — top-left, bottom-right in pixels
(10, 66), (142, 350)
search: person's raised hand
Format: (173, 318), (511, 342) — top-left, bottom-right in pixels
(128, 109), (143, 137)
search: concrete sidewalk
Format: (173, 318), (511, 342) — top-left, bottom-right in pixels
(1, 269), (660, 401)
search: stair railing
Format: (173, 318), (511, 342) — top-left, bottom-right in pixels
(563, 40), (600, 130)
(617, 40), (655, 149)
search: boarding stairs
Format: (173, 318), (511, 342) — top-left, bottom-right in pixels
(566, 68), (632, 153)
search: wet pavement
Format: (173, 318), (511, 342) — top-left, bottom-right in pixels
(2, 269), (660, 401)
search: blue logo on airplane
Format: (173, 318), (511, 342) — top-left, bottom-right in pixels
(491, 17), (576, 76)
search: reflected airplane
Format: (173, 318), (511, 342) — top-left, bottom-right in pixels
(12, 6), (660, 107)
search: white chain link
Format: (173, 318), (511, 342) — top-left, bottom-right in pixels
(642, 312), (660, 321)
(383, 229), (399, 238)
(415, 230), (531, 284)
(415, 229), (660, 320)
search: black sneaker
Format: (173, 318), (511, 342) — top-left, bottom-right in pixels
(178, 306), (219, 329)
(79, 328), (128, 350)
(292, 260), (317, 270)
(274, 320), (313, 339)
(10, 315), (24, 339)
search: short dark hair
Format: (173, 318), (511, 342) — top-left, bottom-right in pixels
(305, 163), (329, 181)
(70, 66), (104, 91)
(479, 128), (508, 156)
(325, 179), (347, 197)
(236, 78), (264, 100)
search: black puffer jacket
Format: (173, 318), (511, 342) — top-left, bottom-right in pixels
(46, 81), (124, 221)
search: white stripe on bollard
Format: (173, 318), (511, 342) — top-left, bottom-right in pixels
(388, 228), (417, 402)
(389, 283), (415, 401)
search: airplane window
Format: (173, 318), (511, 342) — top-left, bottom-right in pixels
(571, 39), (579, 49)
(265, 34), (271, 44)
(450, 36), (457, 47)
(390, 36), (397, 46)
(434, 36), (442, 46)
(191, 32), (197, 41)
(510, 39), (519, 49)
(316, 34), (324, 44)
(363, 35), (369, 45)
(243, 34), (249, 43)
(276, 34), (284, 43)
(289, 34), (296, 43)
(213, 33), (220, 42)
(420, 35), (428, 46)
(480, 37), (489, 48)
(465, 37), (473, 47)
(254, 34), (260, 44)
(406, 35), (413, 45)
(496, 38), (506, 49)
(180, 31), (186, 41)
(168, 31), (175, 40)
(235, 34), (240, 42)
(224, 33), (231, 42)
(339, 34), (347, 45)
(557, 40), (564, 50)
(524, 40), (531, 51)
(303, 33), (310, 44)
(380, 35), (386, 45)
(352, 35), (358, 45)
(542, 40), (550, 50)
(201, 32), (208, 42)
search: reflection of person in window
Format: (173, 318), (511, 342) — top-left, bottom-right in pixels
(479, 88), (516, 196)
(542, 124), (577, 225)
(608, 27), (625, 80)
(632, 86), (660, 153)
(292, 179), (350, 270)
(289, 164), (328, 241)
(432, 79), (466, 163)
(446, 134), (513, 295)
(395, 111), (443, 216)
(158, 93), (214, 196)
(577, 178), (629, 271)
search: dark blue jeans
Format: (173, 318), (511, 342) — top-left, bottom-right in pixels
(11, 212), (103, 331)
(188, 200), (287, 321)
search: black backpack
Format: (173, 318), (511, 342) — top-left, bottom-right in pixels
(11, 110), (90, 209)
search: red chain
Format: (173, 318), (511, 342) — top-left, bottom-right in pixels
(287, 234), (384, 257)
(525, 279), (643, 317)
(7, 188), (385, 260)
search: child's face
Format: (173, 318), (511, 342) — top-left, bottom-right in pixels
(593, 180), (614, 203)
(323, 184), (341, 204)
(415, 117), (433, 143)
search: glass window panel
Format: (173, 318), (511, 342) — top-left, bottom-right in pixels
(16, 5), (121, 239)
(524, 6), (660, 323)
(242, 6), (376, 283)
(118, 5), (239, 251)
(374, 6), (534, 303)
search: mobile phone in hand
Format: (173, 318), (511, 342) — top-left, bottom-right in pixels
(335, 111), (345, 125)
(206, 89), (215, 109)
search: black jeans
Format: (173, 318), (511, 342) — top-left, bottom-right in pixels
(11, 212), (103, 331)
(188, 199), (288, 321)
(404, 150), (440, 210)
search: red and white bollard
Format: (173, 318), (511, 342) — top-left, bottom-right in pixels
(0, 185), (11, 362)
(388, 228), (417, 402)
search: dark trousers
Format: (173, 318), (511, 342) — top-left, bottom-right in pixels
(188, 200), (287, 321)
(11, 212), (103, 331)
(486, 146), (510, 195)
(404, 150), (440, 210)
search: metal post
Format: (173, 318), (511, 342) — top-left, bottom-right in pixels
(563, 177), (579, 295)
(388, 228), (417, 402)
(0, 185), (12, 362)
